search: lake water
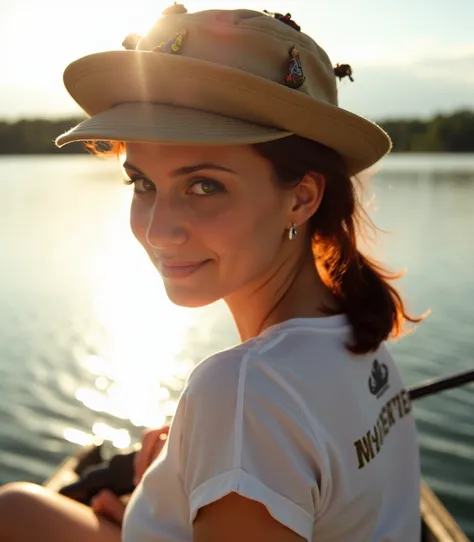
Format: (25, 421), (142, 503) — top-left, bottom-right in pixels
(0, 154), (473, 538)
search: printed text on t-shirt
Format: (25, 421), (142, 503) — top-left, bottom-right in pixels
(354, 389), (412, 469)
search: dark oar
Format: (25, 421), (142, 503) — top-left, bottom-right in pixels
(59, 368), (474, 503)
(409, 369), (474, 401)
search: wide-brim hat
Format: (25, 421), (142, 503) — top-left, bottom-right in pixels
(55, 7), (391, 176)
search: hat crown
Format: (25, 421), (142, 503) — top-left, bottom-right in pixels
(56, 7), (391, 176)
(136, 9), (338, 106)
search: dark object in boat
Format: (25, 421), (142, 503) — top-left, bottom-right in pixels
(58, 449), (136, 504)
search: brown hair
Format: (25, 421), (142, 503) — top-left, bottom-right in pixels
(86, 137), (424, 354)
(252, 135), (424, 354)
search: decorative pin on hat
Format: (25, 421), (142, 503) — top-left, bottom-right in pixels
(122, 33), (142, 50)
(334, 63), (354, 82)
(152, 29), (188, 54)
(162, 2), (188, 15)
(263, 10), (301, 31)
(285, 46), (305, 89)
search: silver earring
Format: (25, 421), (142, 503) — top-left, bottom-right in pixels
(288, 223), (297, 240)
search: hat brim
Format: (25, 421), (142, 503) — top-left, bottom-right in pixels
(56, 102), (293, 147)
(56, 51), (391, 175)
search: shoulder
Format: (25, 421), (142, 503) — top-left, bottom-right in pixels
(179, 332), (314, 427)
(180, 330), (325, 435)
(184, 333), (281, 396)
(187, 316), (353, 383)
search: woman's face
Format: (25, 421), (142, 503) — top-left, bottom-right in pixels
(124, 143), (294, 307)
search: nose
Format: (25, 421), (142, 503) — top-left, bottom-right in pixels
(145, 197), (189, 249)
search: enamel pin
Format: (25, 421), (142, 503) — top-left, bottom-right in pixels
(285, 46), (305, 89)
(152, 29), (188, 54)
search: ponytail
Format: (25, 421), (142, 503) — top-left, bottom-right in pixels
(317, 232), (415, 354)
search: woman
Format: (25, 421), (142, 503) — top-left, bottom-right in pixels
(0, 6), (422, 542)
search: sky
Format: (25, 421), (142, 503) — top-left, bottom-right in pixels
(2, 0), (474, 121)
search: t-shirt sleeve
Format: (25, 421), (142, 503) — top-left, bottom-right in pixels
(179, 349), (326, 541)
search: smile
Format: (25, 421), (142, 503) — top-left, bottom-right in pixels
(159, 260), (211, 280)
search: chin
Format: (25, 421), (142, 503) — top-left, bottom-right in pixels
(162, 283), (222, 308)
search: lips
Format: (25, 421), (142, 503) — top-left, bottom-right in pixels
(159, 259), (211, 279)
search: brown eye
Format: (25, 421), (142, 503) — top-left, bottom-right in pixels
(130, 177), (155, 194)
(188, 178), (225, 196)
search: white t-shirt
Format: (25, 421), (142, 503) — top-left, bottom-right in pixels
(123, 316), (420, 542)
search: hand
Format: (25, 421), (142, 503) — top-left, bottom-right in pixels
(91, 489), (126, 526)
(91, 424), (170, 527)
(133, 424), (170, 486)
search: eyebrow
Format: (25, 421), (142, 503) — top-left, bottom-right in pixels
(122, 161), (144, 176)
(122, 161), (237, 177)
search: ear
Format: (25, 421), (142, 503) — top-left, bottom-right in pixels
(288, 172), (325, 228)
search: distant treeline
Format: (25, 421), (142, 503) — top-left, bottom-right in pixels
(380, 110), (474, 152)
(0, 118), (86, 154)
(1, 110), (474, 154)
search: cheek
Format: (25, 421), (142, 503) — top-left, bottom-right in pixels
(208, 199), (284, 271)
(129, 197), (151, 246)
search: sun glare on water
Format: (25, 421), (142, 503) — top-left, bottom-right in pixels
(83, 190), (196, 420)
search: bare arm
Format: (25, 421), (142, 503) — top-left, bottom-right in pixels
(193, 492), (306, 542)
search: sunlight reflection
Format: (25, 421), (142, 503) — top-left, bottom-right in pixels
(92, 422), (131, 449)
(64, 424), (132, 449)
(63, 427), (95, 447)
(82, 354), (110, 376)
(82, 188), (200, 429)
(63, 424), (133, 449)
(76, 387), (111, 415)
(95, 376), (109, 390)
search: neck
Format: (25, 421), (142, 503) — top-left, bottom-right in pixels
(224, 250), (340, 342)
